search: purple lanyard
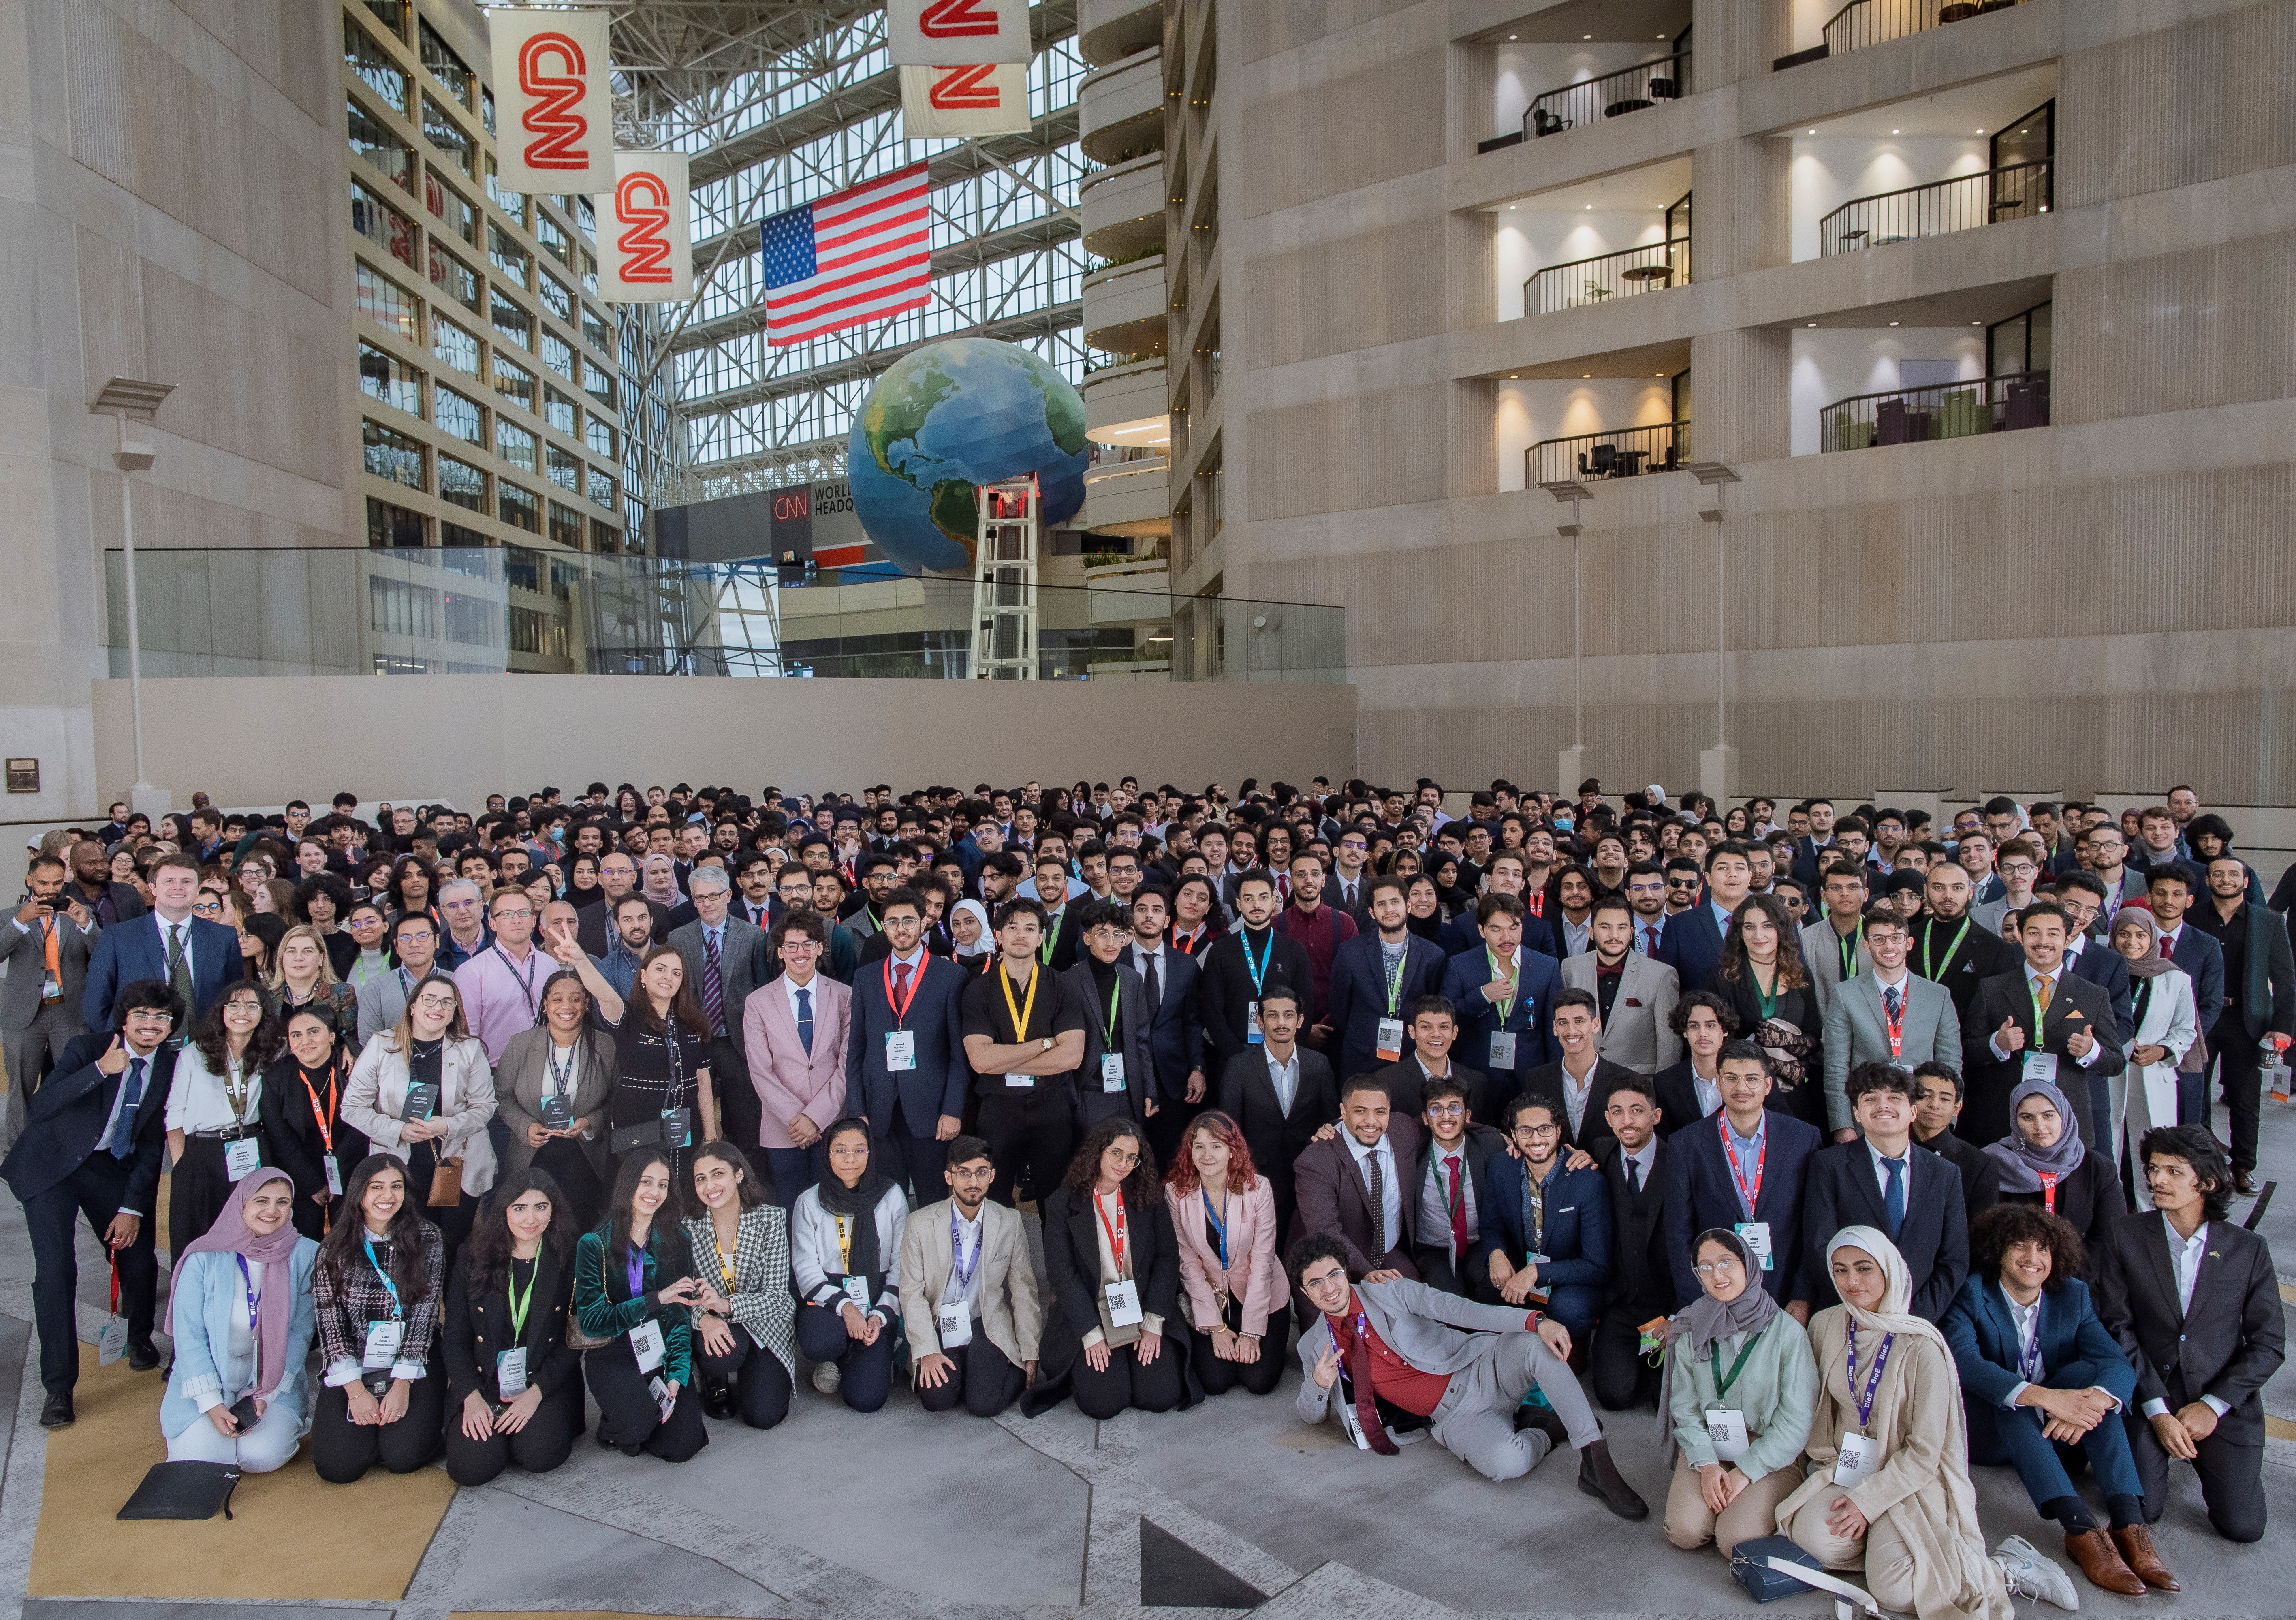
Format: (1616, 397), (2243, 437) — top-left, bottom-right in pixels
(625, 1246), (645, 1299)
(1846, 1321), (1895, 1426)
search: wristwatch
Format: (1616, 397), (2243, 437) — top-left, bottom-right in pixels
(1040, 1035), (1054, 1051)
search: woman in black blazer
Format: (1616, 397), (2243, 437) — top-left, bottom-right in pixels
(1707, 894), (1826, 1129)
(1025, 1118), (1198, 1420)
(1983, 1078), (2124, 1273)
(442, 1168), (583, 1486)
(259, 1004), (368, 1240)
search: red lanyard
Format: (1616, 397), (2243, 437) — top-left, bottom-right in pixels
(1094, 1192), (1129, 1275)
(1882, 984), (1905, 1059)
(1720, 1113), (1766, 1214)
(2040, 1171), (2057, 1214)
(301, 1063), (340, 1152)
(883, 955), (923, 1026)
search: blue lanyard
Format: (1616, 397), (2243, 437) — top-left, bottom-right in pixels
(235, 1253), (260, 1334)
(1242, 928), (1273, 993)
(950, 1209), (981, 1292)
(1201, 1190), (1229, 1267)
(1846, 1321), (1895, 1426)
(363, 1236), (402, 1319)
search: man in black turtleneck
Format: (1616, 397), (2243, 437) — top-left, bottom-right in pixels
(1907, 861), (2019, 1030)
(1060, 900), (1158, 1131)
(1198, 871), (1314, 1080)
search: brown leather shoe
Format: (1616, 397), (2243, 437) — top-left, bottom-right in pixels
(2064, 1527), (2146, 1596)
(2111, 1524), (2180, 1592)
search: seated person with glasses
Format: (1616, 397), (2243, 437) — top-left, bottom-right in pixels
(1480, 1095), (1611, 1338)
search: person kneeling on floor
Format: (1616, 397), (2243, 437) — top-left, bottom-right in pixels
(160, 1168), (318, 1473)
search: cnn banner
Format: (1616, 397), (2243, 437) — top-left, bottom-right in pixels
(886, 0), (1032, 66)
(486, 7), (615, 192)
(596, 152), (692, 302)
(899, 62), (1032, 137)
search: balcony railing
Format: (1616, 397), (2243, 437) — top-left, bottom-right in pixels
(1819, 160), (2050, 256)
(1823, 0), (2027, 57)
(1524, 50), (1690, 138)
(1528, 420), (1689, 487)
(1526, 237), (1690, 315)
(1819, 371), (2049, 452)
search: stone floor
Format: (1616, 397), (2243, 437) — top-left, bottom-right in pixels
(3, 1090), (2294, 1620)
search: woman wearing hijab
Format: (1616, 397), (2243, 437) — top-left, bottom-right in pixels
(1403, 874), (1446, 943)
(260, 1004), (368, 1240)
(948, 898), (995, 969)
(1982, 1079), (2123, 1271)
(1660, 1227), (1818, 1557)
(789, 1119), (908, 1411)
(1777, 1227), (2074, 1617)
(639, 852), (684, 913)
(158, 1168), (319, 1472)
(2107, 906), (2199, 1206)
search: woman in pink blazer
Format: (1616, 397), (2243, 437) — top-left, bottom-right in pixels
(1163, 1110), (1286, 1396)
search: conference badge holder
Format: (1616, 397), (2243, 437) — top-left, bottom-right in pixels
(497, 1346), (529, 1400)
(1101, 1053), (1126, 1093)
(1735, 1221), (1774, 1270)
(885, 1030), (916, 1071)
(1003, 1071), (1035, 1088)
(363, 1319), (404, 1394)
(937, 1302), (973, 1348)
(98, 1259), (129, 1366)
(1374, 1018), (1405, 1063)
(324, 1156), (344, 1197)
(1104, 1278), (1143, 1328)
(629, 1318), (666, 1374)
(2022, 1053), (2059, 1084)
(1489, 1032), (1516, 1069)
(223, 1131), (263, 1182)
(1337, 1392), (1373, 1451)
(1833, 1432), (1880, 1487)
(1704, 1407), (1749, 1462)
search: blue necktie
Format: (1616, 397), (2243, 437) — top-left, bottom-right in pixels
(1881, 1155), (1905, 1239)
(109, 1057), (147, 1157)
(795, 986), (814, 1057)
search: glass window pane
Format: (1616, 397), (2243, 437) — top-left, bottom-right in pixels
(431, 312), (479, 376)
(538, 273), (573, 322)
(363, 418), (425, 489)
(481, 86), (496, 135)
(590, 518), (619, 553)
(504, 544), (540, 590)
(425, 167), (474, 244)
(351, 179), (417, 270)
(496, 417), (536, 470)
(491, 350), (534, 411)
(579, 245), (597, 295)
(356, 260), (420, 341)
(365, 497), (426, 551)
(427, 240), (480, 313)
(444, 593), (495, 646)
(543, 385), (577, 435)
(439, 454), (488, 511)
(582, 305), (611, 353)
(534, 210), (570, 266)
(435, 384), (484, 445)
(347, 96), (413, 192)
(344, 19), (407, 111)
(547, 445), (580, 493)
(584, 416), (615, 458)
(540, 329), (573, 379)
(548, 499), (585, 549)
(499, 480), (540, 534)
(574, 196), (596, 241)
(488, 223), (530, 288)
(581, 359), (613, 408)
(491, 288), (532, 350)
(370, 576), (436, 637)
(486, 156), (523, 223)
(360, 0), (407, 36)
(421, 92), (472, 177)
(417, 20), (472, 105)
(588, 466), (616, 510)
(357, 341), (424, 416)
(442, 519), (488, 549)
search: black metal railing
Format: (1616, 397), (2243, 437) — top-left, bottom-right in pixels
(1526, 238), (1690, 315)
(1528, 420), (1689, 487)
(1525, 51), (1690, 138)
(1819, 371), (2049, 452)
(1823, 0), (2026, 56)
(1819, 160), (2050, 256)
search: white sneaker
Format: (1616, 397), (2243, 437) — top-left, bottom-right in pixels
(1993, 1535), (2080, 1611)
(810, 1360), (842, 1396)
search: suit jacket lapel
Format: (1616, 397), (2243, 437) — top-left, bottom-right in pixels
(2140, 1219), (2183, 1321)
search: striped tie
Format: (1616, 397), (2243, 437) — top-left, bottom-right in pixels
(703, 932), (726, 1037)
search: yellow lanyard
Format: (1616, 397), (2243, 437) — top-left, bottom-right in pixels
(835, 1214), (852, 1274)
(998, 962), (1040, 1044)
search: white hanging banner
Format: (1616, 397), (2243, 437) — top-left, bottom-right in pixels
(596, 152), (692, 302)
(887, 0), (1032, 66)
(899, 63), (1032, 137)
(486, 8), (615, 193)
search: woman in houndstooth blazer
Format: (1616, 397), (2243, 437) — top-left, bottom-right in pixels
(683, 1141), (798, 1428)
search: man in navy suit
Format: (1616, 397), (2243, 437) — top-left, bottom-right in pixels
(1793, 1062), (1969, 1323)
(1657, 840), (1754, 998)
(1479, 1094), (1610, 1339)
(1120, 886), (1205, 1168)
(1437, 892), (1559, 1116)
(1329, 877), (1448, 1086)
(81, 852), (242, 1036)
(2144, 864), (2225, 1123)
(2, 979), (183, 1427)
(844, 888), (970, 1199)
(1438, 852), (1557, 960)
(1664, 1039), (1821, 1309)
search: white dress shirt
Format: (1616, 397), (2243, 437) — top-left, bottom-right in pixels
(1689, 1064), (1723, 1120)
(163, 1047), (261, 1134)
(1616, 1135), (1657, 1195)
(1558, 1052), (1598, 1135)
(1345, 1131), (1402, 1255)
(783, 969), (823, 1024)
(1867, 1138), (1912, 1209)
(945, 1206), (985, 1318)
(1264, 1046), (1301, 1115)
(2140, 1217), (2232, 1419)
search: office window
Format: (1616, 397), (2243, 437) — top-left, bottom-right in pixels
(591, 519), (620, 553)
(425, 168), (474, 245)
(428, 240), (480, 313)
(491, 350), (534, 412)
(579, 246), (597, 295)
(366, 497), (426, 551)
(574, 196), (596, 240)
(421, 92), (472, 177)
(499, 480), (540, 534)
(442, 520), (488, 549)
(431, 312), (479, 376)
(359, 0), (407, 36)
(584, 416), (615, 459)
(543, 385), (577, 435)
(588, 467), (616, 510)
(491, 289), (532, 350)
(537, 273), (573, 323)
(351, 179), (417, 271)
(481, 86), (495, 134)
(439, 453), (487, 511)
(369, 575), (436, 637)
(435, 385), (483, 445)
(358, 342), (423, 417)
(550, 557), (583, 599)
(485, 156), (522, 223)
(496, 418), (536, 470)
(509, 606), (568, 658)
(356, 261), (419, 341)
(534, 211), (570, 266)
(540, 329), (574, 380)
(417, 20), (472, 105)
(488, 223), (530, 288)
(547, 446), (580, 493)
(344, 19), (407, 111)
(363, 419), (425, 489)
(582, 305), (611, 353)
(504, 544), (540, 591)
(581, 359), (613, 407)
(548, 499), (585, 549)
(347, 97), (412, 192)
(443, 592), (495, 647)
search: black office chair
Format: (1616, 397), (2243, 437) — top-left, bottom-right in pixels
(1531, 108), (1571, 137)
(1590, 443), (1619, 476)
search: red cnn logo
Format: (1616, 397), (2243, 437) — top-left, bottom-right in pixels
(518, 33), (589, 172)
(929, 64), (1003, 109)
(773, 489), (810, 522)
(920, 0), (1003, 38)
(614, 172), (674, 284)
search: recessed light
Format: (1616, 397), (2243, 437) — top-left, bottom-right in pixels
(1583, 34), (1592, 40)
(1891, 129), (1901, 135)
(1807, 322), (1817, 327)
(1585, 204), (1592, 209)
(1508, 35), (1516, 40)
(1976, 129), (1985, 134)
(1889, 321), (1900, 326)
(1807, 129), (1817, 135)
(1509, 205), (1515, 209)
(1583, 374), (1591, 378)
(1972, 320), (1982, 325)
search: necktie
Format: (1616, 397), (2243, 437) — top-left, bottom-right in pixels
(1883, 983), (1902, 1021)
(1444, 1154), (1467, 1258)
(164, 922), (193, 1010)
(1642, 924), (1659, 956)
(795, 986), (814, 1056)
(1365, 1147), (1387, 1260)
(1141, 952), (1160, 1011)
(2036, 973), (2054, 1014)
(702, 933), (726, 1037)
(1333, 1315), (1400, 1454)
(893, 959), (912, 1007)
(1625, 1154), (1641, 1197)
(1881, 1155), (1906, 1239)
(109, 1057), (147, 1157)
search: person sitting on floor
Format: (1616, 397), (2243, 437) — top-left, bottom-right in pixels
(683, 1142), (797, 1430)
(443, 1167), (583, 1485)
(901, 1135), (1042, 1417)
(310, 1153), (447, 1483)
(1164, 1109), (1286, 1396)
(789, 1118), (909, 1412)
(573, 1148), (709, 1462)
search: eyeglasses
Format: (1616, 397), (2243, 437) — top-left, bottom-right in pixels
(412, 993), (458, 1012)
(1425, 1102), (1467, 1117)
(191, 899), (224, 914)
(1301, 1269), (1349, 1292)
(1665, 877), (1700, 889)
(1692, 1260), (1742, 1278)
(1512, 1123), (1561, 1139)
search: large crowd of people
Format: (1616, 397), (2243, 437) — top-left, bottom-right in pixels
(3, 775), (2289, 1615)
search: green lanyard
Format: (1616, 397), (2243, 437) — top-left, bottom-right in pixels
(1100, 974), (1122, 1046)
(1836, 922), (1862, 982)
(1487, 947), (1516, 1022)
(1039, 911), (1063, 965)
(1919, 917), (1969, 983)
(506, 1256), (536, 1339)
(1711, 1336), (1760, 1399)
(1382, 947), (1407, 1016)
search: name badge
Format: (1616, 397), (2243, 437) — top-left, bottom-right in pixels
(1374, 1017), (1405, 1063)
(1489, 1031), (1517, 1069)
(1704, 1407), (1749, 1461)
(41, 968), (62, 1003)
(1735, 1221), (1774, 1271)
(1834, 1431), (1881, 1486)
(224, 1136), (264, 1181)
(649, 1375), (676, 1423)
(938, 1303), (973, 1348)
(1246, 1003), (1264, 1045)
(1004, 1071), (1035, 1087)
(1104, 1278), (1143, 1327)
(660, 1107), (693, 1150)
(1100, 1053), (1126, 1093)
(628, 1317), (666, 1373)
(2023, 1052), (2059, 1083)
(539, 1094), (573, 1131)
(324, 1157), (344, 1198)
(98, 1314), (129, 1366)
(363, 1319), (404, 1370)
(841, 1275), (874, 1313)
(1337, 1392), (1373, 1450)
(885, 1030), (916, 1071)
(496, 1346), (529, 1400)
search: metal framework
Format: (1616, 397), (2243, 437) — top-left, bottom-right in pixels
(970, 478), (1041, 679)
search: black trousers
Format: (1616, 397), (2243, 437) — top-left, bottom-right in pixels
(1590, 1304), (1666, 1411)
(311, 1374), (446, 1483)
(797, 1301), (897, 1411)
(917, 1330), (1028, 1417)
(168, 1135), (243, 1262)
(2217, 1037), (2266, 1172)
(584, 1339), (709, 1461)
(1071, 1333), (1184, 1420)
(875, 1123), (949, 1205)
(403, 1140), (478, 1280)
(1190, 1297), (1284, 1397)
(442, 1383), (580, 1486)
(531, 1137), (605, 1232)
(1413, 1242), (1491, 1301)
(2129, 1409), (2268, 1543)
(24, 1153), (158, 1393)
(977, 1088), (1075, 1208)
(697, 1324), (793, 1429)
(709, 1035), (762, 1175)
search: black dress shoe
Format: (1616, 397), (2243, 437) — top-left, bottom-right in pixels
(2234, 1168), (2260, 1197)
(38, 1391), (74, 1428)
(702, 1381), (737, 1421)
(127, 1338), (161, 1372)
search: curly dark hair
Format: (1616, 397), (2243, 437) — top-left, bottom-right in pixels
(190, 981), (282, 1077)
(1061, 1115), (1160, 1206)
(1969, 1202), (2084, 1290)
(292, 870), (355, 925)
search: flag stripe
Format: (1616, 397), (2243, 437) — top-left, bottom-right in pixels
(762, 162), (934, 344)
(768, 289), (931, 347)
(767, 268), (933, 327)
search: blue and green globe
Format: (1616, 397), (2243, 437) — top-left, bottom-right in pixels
(847, 338), (1089, 574)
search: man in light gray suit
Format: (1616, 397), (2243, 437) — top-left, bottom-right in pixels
(1557, 896), (1682, 1076)
(1802, 862), (1873, 1018)
(670, 865), (772, 1168)
(1820, 907), (1961, 1141)
(2, 854), (100, 1150)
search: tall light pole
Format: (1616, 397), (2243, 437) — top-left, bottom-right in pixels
(1685, 461), (1739, 811)
(92, 378), (175, 817)
(1542, 479), (1594, 802)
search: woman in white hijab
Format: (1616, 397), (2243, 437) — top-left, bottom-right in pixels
(1776, 1227), (2076, 1617)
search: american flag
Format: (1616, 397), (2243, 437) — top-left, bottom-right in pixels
(760, 162), (933, 346)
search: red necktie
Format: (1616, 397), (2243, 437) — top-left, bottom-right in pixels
(1445, 1154), (1468, 1257)
(894, 960), (912, 1003)
(1331, 1313), (1400, 1454)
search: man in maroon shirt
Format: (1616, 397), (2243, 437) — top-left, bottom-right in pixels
(1277, 851), (1358, 1042)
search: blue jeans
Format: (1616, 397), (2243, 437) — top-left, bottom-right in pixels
(1968, 1389), (2144, 1509)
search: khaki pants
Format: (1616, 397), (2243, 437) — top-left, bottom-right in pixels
(1786, 1489), (1920, 1614)
(1664, 1457), (1802, 1556)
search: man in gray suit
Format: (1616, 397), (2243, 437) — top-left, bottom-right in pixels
(1802, 862), (1873, 1018)
(670, 866), (771, 1168)
(1557, 896), (1682, 1076)
(2, 854), (100, 1150)
(1820, 907), (1961, 1140)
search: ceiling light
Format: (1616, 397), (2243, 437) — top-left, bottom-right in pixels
(1583, 34), (1592, 40)
(1807, 129), (1816, 134)
(1889, 320), (1900, 326)
(1976, 129), (1985, 134)
(1585, 204), (1592, 209)
(1891, 129), (1900, 134)
(1807, 322), (1817, 327)
(1582, 374), (1591, 378)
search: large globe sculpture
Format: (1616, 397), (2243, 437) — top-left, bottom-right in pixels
(847, 338), (1089, 574)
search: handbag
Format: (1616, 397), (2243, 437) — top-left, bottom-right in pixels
(609, 1119), (663, 1156)
(427, 1156), (464, 1207)
(119, 1460), (241, 1521)
(1728, 1535), (1882, 1615)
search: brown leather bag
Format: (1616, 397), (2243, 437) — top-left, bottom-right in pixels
(427, 1156), (464, 1207)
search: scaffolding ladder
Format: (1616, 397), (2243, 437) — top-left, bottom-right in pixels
(968, 476), (1039, 679)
